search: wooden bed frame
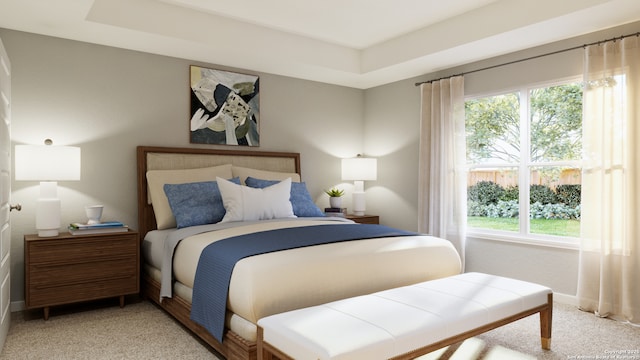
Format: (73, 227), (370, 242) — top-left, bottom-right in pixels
(136, 146), (301, 360)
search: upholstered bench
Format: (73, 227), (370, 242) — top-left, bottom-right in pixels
(257, 272), (552, 360)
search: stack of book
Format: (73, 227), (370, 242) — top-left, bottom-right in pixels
(324, 207), (347, 217)
(68, 221), (129, 235)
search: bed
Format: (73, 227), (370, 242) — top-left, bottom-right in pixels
(136, 146), (462, 360)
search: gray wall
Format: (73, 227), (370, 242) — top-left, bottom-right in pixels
(1, 29), (364, 305)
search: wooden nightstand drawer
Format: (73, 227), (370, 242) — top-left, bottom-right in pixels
(29, 256), (137, 287)
(27, 234), (137, 264)
(345, 214), (380, 224)
(25, 230), (140, 319)
(28, 269), (138, 308)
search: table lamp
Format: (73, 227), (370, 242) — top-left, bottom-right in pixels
(341, 155), (377, 216)
(15, 139), (81, 237)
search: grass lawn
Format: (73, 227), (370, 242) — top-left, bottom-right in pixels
(467, 217), (580, 237)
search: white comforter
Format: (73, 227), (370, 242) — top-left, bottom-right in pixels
(143, 218), (462, 338)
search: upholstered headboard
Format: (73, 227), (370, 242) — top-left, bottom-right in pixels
(136, 146), (301, 238)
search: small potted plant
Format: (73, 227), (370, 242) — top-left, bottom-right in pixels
(325, 188), (345, 208)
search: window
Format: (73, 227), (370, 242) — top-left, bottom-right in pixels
(465, 80), (582, 244)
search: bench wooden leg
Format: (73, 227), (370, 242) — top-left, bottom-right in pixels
(258, 326), (294, 360)
(540, 293), (553, 350)
(257, 326), (265, 360)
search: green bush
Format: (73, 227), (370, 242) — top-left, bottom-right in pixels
(530, 202), (580, 220)
(467, 181), (504, 206)
(555, 184), (581, 207)
(467, 182), (581, 220)
(500, 185), (519, 201)
(485, 203), (500, 218)
(472, 200), (519, 218)
(496, 200), (519, 218)
(467, 200), (487, 217)
(530, 184), (557, 204)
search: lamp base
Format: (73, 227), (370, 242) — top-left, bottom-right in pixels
(36, 182), (61, 238)
(352, 191), (366, 216)
(38, 229), (59, 237)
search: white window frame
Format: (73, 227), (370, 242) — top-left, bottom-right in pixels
(465, 77), (582, 249)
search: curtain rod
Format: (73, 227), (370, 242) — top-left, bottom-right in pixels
(414, 31), (640, 86)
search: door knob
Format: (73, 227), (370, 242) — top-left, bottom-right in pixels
(9, 204), (21, 212)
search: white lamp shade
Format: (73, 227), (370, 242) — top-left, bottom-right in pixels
(342, 157), (377, 181)
(15, 145), (81, 181)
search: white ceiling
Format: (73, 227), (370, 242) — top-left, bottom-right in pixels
(1, 0), (640, 89)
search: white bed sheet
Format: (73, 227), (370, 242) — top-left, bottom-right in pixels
(142, 219), (462, 341)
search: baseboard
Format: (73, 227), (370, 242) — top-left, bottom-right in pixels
(553, 292), (578, 306)
(10, 300), (25, 313)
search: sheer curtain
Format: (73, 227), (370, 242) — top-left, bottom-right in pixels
(418, 76), (467, 269)
(578, 36), (640, 324)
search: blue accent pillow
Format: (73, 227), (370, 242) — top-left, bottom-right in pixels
(245, 177), (325, 217)
(164, 177), (240, 228)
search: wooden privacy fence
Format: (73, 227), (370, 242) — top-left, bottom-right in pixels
(468, 169), (581, 189)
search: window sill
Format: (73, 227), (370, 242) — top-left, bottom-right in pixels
(466, 229), (580, 250)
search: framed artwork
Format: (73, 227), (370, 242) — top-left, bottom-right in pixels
(190, 65), (260, 146)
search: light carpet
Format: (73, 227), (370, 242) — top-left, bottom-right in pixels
(1, 299), (639, 359)
(1, 299), (217, 360)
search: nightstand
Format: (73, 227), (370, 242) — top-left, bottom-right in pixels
(345, 214), (380, 224)
(24, 230), (139, 320)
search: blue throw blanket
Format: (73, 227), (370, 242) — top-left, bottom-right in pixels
(190, 223), (416, 342)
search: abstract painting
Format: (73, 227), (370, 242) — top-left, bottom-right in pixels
(190, 66), (260, 146)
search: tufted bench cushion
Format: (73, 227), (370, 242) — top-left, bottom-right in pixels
(257, 272), (553, 360)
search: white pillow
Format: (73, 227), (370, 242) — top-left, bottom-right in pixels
(217, 176), (296, 222)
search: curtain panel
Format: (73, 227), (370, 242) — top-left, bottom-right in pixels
(578, 36), (640, 324)
(418, 76), (467, 269)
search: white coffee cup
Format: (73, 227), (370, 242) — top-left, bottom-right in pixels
(85, 205), (104, 225)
